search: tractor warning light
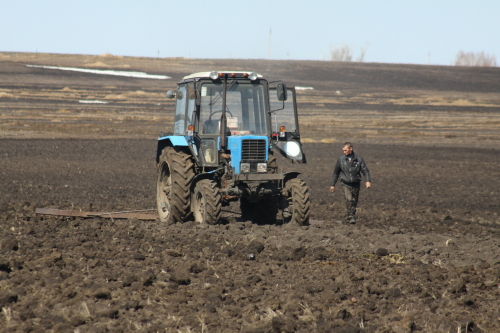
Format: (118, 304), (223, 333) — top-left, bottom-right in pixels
(280, 126), (286, 138)
(209, 71), (218, 80)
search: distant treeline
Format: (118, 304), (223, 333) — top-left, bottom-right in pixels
(455, 50), (497, 67)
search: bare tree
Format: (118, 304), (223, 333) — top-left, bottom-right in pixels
(330, 44), (353, 62)
(356, 46), (369, 62)
(329, 44), (368, 62)
(455, 50), (497, 67)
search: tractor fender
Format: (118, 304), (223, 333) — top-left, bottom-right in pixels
(156, 136), (189, 163)
(191, 171), (217, 192)
(284, 171), (301, 184)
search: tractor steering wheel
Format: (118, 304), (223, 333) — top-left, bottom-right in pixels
(209, 109), (233, 120)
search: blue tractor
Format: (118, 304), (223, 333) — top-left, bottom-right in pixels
(156, 71), (310, 225)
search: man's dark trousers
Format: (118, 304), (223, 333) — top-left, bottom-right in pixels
(341, 181), (360, 219)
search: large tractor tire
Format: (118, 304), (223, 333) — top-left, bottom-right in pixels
(156, 147), (195, 224)
(240, 197), (279, 225)
(192, 179), (222, 225)
(282, 178), (310, 226)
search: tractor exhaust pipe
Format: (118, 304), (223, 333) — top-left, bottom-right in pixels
(220, 74), (227, 151)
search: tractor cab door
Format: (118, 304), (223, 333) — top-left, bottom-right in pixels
(173, 85), (187, 135)
(269, 87), (306, 163)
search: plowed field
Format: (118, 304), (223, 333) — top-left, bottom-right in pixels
(1, 52), (500, 332)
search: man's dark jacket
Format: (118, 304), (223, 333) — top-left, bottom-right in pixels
(331, 153), (371, 186)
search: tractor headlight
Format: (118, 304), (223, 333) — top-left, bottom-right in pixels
(249, 72), (258, 81)
(241, 163), (251, 173)
(257, 163), (267, 173)
(283, 141), (301, 157)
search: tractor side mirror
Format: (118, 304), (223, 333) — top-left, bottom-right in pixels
(277, 83), (287, 101)
(166, 90), (184, 99)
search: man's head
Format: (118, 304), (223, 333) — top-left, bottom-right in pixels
(342, 142), (353, 156)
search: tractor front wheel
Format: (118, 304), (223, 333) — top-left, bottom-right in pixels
(192, 179), (222, 225)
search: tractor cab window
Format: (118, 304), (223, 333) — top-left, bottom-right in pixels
(173, 85), (187, 135)
(199, 82), (267, 135)
(269, 88), (297, 134)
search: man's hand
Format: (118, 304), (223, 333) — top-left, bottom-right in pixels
(330, 186), (335, 193)
(366, 182), (371, 189)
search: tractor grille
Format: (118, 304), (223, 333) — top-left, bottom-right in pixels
(242, 139), (266, 161)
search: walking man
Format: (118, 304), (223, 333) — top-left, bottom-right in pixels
(330, 142), (371, 223)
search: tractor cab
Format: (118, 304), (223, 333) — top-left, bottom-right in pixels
(159, 71), (305, 169)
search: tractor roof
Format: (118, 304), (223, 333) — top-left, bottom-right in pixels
(182, 71), (263, 80)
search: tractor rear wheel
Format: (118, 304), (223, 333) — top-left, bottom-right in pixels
(156, 147), (195, 224)
(254, 197), (279, 225)
(192, 179), (222, 225)
(240, 197), (254, 222)
(282, 178), (310, 225)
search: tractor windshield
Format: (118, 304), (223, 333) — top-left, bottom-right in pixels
(199, 82), (267, 135)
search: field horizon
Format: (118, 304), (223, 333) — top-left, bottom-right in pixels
(1, 51), (500, 149)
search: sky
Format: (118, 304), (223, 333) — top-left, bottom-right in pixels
(1, 0), (499, 66)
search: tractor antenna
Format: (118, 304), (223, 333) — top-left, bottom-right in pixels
(220, 75), (228, 151)
(268, 28), (272, 60)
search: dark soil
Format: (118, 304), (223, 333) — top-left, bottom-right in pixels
(1, 139), (500, 332)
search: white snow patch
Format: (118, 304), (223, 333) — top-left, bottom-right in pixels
(295, 86), (314, 90)
(27, 65), (170, 80)
(79, 100), (108, 104)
